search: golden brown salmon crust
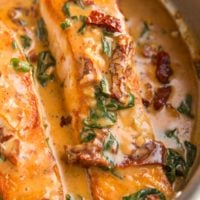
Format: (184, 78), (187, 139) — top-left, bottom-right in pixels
(0, 22), (63, 200)
(40, 0), (174, 199)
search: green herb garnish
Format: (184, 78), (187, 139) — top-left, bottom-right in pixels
(37, 51), (56, 86)
(77, 16), (87, 34)
(12, 40), (18, 49)
(101, 166), (123, 179)
(177, 94), (194, 118)
(164, 149), (187, 183)
(60, 19), (71, 30)
(62, 2), (71, 17)
(65, 194), (73, 200)
(102, 133), (119, 166)
(106, 94), (135, 111)
(102, 36), (112, 57)
(83, 110), (116, 129)
(10, 58), (31, 72)
(122, 188), (166, 200)
(0, 155), (6, 163)
(103, 133), (118, 151)
(184, 141), (197, 167)
(74, 0), (85, 9)
(140, 21), (150, 38)
(81, 79), (134, 142)
(71, 16), (79, 21)
(81, 129), (96, 143)
(36, 18), (48, 43)
(20, 35), (32, 49)
(83, 80), (134, 128)
(165, 129), (182, 148)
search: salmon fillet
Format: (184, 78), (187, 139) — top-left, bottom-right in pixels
(0, 22), (63, 200)
(40, 0), (173, 199)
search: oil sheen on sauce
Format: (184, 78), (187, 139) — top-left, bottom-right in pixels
(0, 0), (197, 199)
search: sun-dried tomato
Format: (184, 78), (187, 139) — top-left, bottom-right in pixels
(60, 116), (72, 127)
(155, 51), (173, 84)
(86, 10), (121, 33)
(153, 86), (172, 110)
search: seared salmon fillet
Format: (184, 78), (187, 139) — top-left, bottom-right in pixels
(40, 0), (173, 199)
(0, 22), (63, 200)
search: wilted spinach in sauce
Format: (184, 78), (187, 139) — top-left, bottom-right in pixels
(36, 51), (56, 86)
(122, 188), (166, 200)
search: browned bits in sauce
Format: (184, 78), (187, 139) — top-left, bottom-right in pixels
(0, 127), (13, 143)
(28, 50), (38, 63)
(83, 0), (94, 5)
(8, 7), (28, 26)
(142, 98), (150, 108)
(194, 59), (200, 79)
(86, 10), (122, 33)
(60, 116), (72, 127)
(153, 86), (172, 110)
(80, 57), (94, 76)
(155, 51), (173, 84)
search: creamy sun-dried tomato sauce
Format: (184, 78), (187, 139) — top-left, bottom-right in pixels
(0, 0), (197, 199)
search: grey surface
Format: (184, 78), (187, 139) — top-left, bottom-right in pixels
(171, 2), (200, 199)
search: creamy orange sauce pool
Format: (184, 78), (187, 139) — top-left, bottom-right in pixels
(0, 0), (197, 199)
(120, 0), (197, 149)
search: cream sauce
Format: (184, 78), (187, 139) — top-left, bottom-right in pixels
(0, 0), (197, 199)
(120, 0), (197, 149)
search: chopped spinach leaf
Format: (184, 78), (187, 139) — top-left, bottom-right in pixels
(77, 16), (87, 34)
(37, 51), (56, 86)
(109, 169), (123, 179)
(60, 19), (71, 30)
(0, 155), (6, 163)
(165, 129), (182, 147)
(10, 58), (31, 72)
(79, 15), (87, 21)
(83, 111), (116, 129)
(20, 35), (32, 49)
(122, 188), (166, 200)
(81, 129), (96, 143)
(74, 0), (85, 9)
(102, 36), (112, 57)
(65, 194), (73, 200)
(164, 149), (187, 183)
(106, 94), (135, 111)
(36, 18), (48, 43)
(184, 141), (197, 167)
(103, 30), (114, 37)
(82, 79), (135, 143)
(103, 133), (118, 152)
(100, 166), (123, 179)
(140, 21), (150, 38)
(177, 94), (194, 118)
(12, 40), (18, 49)
(71, 16), (79, 21)
(78, 23), (86, 34)
(100, 78), (110, 96)
(164, 139), (197, 183)
(62, 2), (71, 17)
